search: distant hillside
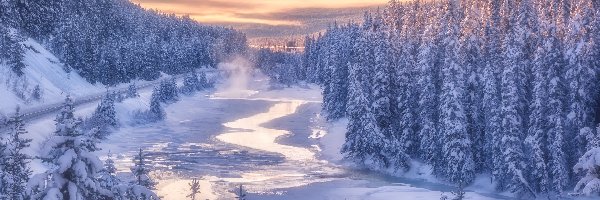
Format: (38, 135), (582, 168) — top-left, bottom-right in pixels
(0, 0), (247, 85)
(0, 36), (103, 117)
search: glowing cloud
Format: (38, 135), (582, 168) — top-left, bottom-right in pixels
(131, 0), (387, 37)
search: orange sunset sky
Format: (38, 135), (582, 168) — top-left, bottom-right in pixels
(131, 0), (388, 37)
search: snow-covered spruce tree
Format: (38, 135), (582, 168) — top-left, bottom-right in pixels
(459, 1), (486, 173)
(395, 7), (420, 157)
(417, 19), (441, 171)
(99, 152), (119, 193)
(342, 61), (409, 171)
(127, 83), (139, 98)
(98, 151), (159, 200)
(515, 0), (540, 141)
(574, 124), (600, 196)
(438, 0), (475, 185)
(372, 12), (392, 129)
(181, 72), (201, 95)
(1, 107), (32, 200)
(30, 96), (112, 199)
(32, 85), (42, 101)
(90, 93), (118, 139)
(526, 24), (551, 194)
(198, 71), (210, 89)
(322, 26), (349, 121)
(355, 17), (376, 98)
(500, 13), (535, 197)
(542, 24), (570, 194)
(149, 88), (166, 121)
(482, 10), (504, 190)
(131, 149), (157, 190)
(565, 0), (598, 166)
(157, 78), (179, 103)
(371, 22), (393, 137)
(318, 31), (335, 121)
(0, 25), (26, 76)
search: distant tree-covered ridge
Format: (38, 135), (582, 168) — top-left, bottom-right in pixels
(0, 0), (247, 85)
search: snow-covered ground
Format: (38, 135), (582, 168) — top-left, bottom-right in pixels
(0, 38), (104, 116)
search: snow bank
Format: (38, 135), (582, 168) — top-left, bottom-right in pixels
(315, 117), (506, 200)
(319, 118), (348, 162)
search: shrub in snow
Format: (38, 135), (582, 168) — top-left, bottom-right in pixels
(187, 178), (200, 200)
(234, 184), (247, 200)
(440, 185), (465, 200)
(180, 72), (202, 95)
(31, 85), (42, 101)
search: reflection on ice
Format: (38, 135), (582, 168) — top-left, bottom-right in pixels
(209, 98), (345, 198)
(217, 100), (316, 161)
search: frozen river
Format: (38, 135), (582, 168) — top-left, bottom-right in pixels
(97, 74), (512, 200)
(100, 77), (348, 199)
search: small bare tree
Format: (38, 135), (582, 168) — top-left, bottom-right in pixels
(187, 178), (201, 200)
(235, 184), (247, 200)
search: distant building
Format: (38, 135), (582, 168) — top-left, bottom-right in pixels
(249, 38), (305, 53)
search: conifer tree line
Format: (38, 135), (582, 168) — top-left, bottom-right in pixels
(136, 71), (211, 123)
(301, 0), (600, 197)
(253, 49), (304, 86)
(0, 0), (247, 85)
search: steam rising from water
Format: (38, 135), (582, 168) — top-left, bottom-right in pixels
(215, 56), (260, 98)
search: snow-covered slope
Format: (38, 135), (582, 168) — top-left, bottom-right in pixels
(0, 38), (104, 116)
